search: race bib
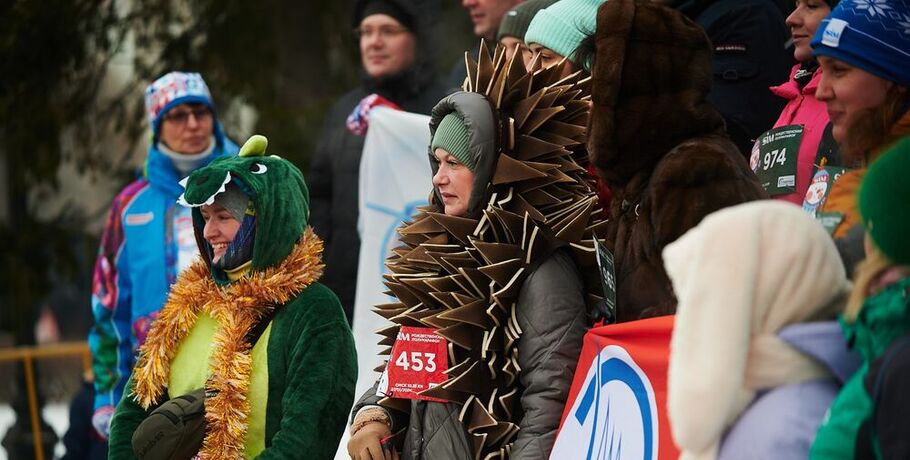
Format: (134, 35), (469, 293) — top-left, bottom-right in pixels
(377, 327), (449, 402)
(594, 238), (617, 324)
(803, 166), (847, 217)
(751, 125), (803, 196)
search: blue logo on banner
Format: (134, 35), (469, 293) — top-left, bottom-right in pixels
(550, 345), (658, 460)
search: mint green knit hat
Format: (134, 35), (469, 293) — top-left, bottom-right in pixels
(431, 112), (474, 171)
(524, 0), (606, 68)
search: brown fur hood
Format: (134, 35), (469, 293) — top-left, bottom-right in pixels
(588, 0), (726, 187)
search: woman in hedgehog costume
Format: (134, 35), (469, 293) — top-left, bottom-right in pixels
(347, 44), (606, 459)
(107, 136), (357, 459)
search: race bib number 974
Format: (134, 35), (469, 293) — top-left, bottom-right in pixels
(750, 125), (803, 196)
(377, 326), (449, 402)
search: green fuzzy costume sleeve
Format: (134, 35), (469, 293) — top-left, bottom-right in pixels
(257, 282), (357, 459)
(108, 376), (154, 459)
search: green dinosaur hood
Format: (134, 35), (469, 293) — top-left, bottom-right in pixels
(178, 135), (309, 281)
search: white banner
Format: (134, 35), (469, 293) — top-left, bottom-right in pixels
(335, 106), (432, 459)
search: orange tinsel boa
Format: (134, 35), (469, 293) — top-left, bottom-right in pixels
(131, 228), (324, 458)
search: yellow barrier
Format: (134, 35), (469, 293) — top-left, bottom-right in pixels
(0, 342), (92, 460)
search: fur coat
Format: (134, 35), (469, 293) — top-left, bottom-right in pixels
(588, 0), (767, 321)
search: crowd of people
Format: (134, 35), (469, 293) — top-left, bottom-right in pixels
(76, 0), (910, 458)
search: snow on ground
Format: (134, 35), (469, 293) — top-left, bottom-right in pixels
(0, 403), (67, 460)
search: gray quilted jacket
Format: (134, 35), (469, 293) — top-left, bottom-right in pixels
(353, 248), (587, 460)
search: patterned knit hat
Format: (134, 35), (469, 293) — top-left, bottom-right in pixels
(496, 0), (558, 41)
(859, 135), (910, 264)
(430, 112), (474, 171)
(145, 72), (215, 137)
(811, 0), (910, 86)
(524, 0), (606, 67)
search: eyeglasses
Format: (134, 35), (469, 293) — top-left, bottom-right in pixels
(163, 106), (212, 126)
(353, 25), (409, 40)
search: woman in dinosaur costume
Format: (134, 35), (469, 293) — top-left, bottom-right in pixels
(348, 44), (605, 460)
(107, 135), (357, 459)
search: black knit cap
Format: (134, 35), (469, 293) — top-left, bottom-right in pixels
(352, 0), (415, 31)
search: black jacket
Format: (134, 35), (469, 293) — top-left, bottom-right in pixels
(308, 0), (449, 323)
(676, 0), (793, 155)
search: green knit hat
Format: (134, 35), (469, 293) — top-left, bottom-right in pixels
(524, 0), (606, 67)
(859, 136), (910, 265)
(497, 0), (558, 41)
(431, 112), (474, 171)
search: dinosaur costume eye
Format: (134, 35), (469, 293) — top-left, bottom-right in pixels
(250, 163), (268, 174)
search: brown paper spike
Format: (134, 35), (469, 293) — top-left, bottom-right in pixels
(424, 275), (461, 292)
(373, 303), (410, 320)
(490, 208), (525, 240)
(476, 40), (495, 92)
(384, 280), (420, 305)
(537, 88), (561, 109)
(472, 240), (523, 265)
(491, 153), (548, 185)
(437, 299), (494, 329)
(456, 267), (490, 298)
(421, 311), (457, 330)
(442, 360), (487, 394)
(504, 47), (527, 92)
(465, 51), (478, 92)
(466, 397), (498, 431)
(513, 134), (563, 161)
(429, 212), (480, 244)
(437, 321), (484, 350)
(478, 258), (523, 287)
(399, 213), (446, 234)
(429, 291), (461, 310)
(554, 88), (583, 106)
(523, 106), (565, 135)
(512, 87), (546, 129)
(536, 130), (580, 147)
(555, 202), (595, 243)
(541, 119), (587, 140)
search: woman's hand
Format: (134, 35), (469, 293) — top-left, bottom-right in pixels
(347, 421), (397, 460)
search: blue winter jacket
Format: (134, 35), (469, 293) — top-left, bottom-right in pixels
(88, 123), (238, 415)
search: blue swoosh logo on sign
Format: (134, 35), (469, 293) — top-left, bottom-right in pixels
(365, 199), (427, 275)
(574, 352), (654, 460)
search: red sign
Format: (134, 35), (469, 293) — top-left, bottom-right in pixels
(551, 315), (679, 460)
(378, 326), (449, 402)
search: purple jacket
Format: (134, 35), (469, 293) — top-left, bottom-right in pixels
(717, 321), (860, 460)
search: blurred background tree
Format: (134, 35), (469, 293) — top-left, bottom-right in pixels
(0, 0), (473, 344)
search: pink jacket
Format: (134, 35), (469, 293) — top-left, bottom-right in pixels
(769, 65), (830, 205)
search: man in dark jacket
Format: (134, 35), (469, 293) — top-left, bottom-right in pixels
(308, 0), (449, 323)
(669, 0), (793, 155)
(447, 0), (524, 88)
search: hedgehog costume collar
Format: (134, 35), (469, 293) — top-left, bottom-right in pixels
(375, 41), (606, 458)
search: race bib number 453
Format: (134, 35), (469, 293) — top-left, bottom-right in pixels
(377, 326), (449, 402)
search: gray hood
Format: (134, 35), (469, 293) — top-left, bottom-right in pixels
(428, 91), (499, 217)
